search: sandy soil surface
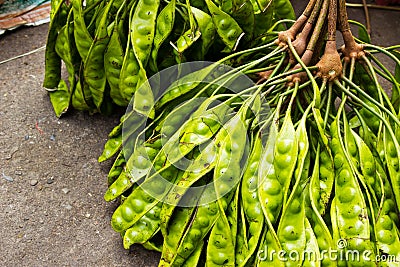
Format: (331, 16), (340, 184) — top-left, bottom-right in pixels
(0, 1), (399, 266)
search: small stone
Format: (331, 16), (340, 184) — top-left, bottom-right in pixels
(61, 188), (70, 194)
(2, 173), (13, 182)
(65, 204), (72, 210)
(50, 134), (56, 141)
(85, 213), (91, 218)
(30, 179), (38, 186)
(24, 135), (30, 140)
(15, 170), (22, 176)
(47, 178), (54, 184)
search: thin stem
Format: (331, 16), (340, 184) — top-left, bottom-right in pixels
(336, 78), (400, 127)
(327, 0), (337, 41)
(361, 0), (371, 34)
(346, 3), (400, 12)
(308, 0), (330, 51)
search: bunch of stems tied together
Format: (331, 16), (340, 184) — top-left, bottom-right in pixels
(43, 0), (400, 266)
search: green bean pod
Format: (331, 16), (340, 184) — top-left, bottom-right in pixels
(98, 134), (122, 163)
(191, 7), (216, 59)
(206, 199), (236, 267)
(130, 0), (160, 66)
(273, 0), (295, 20)
(330, 113), (375, 267)
(240, 131), (265, 265)
(72, 0), (94, 61)
(104, 7), (128, 107)
(205, 0), (244, 51)
(150, 0), (176, 72)
(43, 0), (68, 89)
(123, 202), (161, 249)
(273, 108), (298, 206)
(107, 151), (125, 185)
(276, 109), (308, 267)
(182, 241), (204, 267)
(235, 205), (250, 266)
(111, 164), (182, 232)
(83, 0), (114, 110)
(383, 124), (400, 217)
(258, 111), (282, 224)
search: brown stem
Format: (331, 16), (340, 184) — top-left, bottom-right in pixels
(327, 0), (337, 41)
(290, 0), (325, 62)
(307, 0), (330, 51)
(338, 0), (364, 61)
(304, 0), (319, 17)
(277, 0), (319, 45)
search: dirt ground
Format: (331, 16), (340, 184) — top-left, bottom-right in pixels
(0, 1), (399, 266)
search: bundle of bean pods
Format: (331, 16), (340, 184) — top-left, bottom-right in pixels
(42, 0), (295, 116)
(44, 0), (400, 266)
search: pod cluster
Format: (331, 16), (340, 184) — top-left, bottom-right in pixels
(43, 0), (400, 266)
(43, 0), (295, 116)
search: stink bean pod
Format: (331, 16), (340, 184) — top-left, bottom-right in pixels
(83, 0), (114, 110)
(231, 0), (255, 41)
(352, 130), (381, 209)
(167, 188), (221, 266)
(150, 0), (176, 72)
(240, 130), (265, 265)
(205, 0), (244, 51)
(72, 0), (93, 61)
(330, 109), (375, 267)
(273, 107), (298, 205)
(119, 4), (141, 102)
(43, 0), (68, 89)
(159, 202), (199, 266)
(257, 228), (284, 267)
(105, 144), (160, 201)
(258, 109), (283, 224)
(104, 6), (128, 107)
(107, 151), (126, 185)
(111, 164), (182, 232)
(302, 218), (321, 267)
(273, 0), (296, 20)
(123, 202), (161, 248)
(130, 0), (160, 66)
(206, 201), (236, 266)
(235, 205), (249, 266)
(383, 123), (400, 213)
(191, 7), (216, 59)
(276, 108), (308, 267)
(182, 241), (204, 267)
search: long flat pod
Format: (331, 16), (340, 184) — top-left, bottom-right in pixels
(43, 0), (68, 89)
(205, 0), (244, 51)
(83, 0), (114, 110)
(72, 0), (94, 61)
